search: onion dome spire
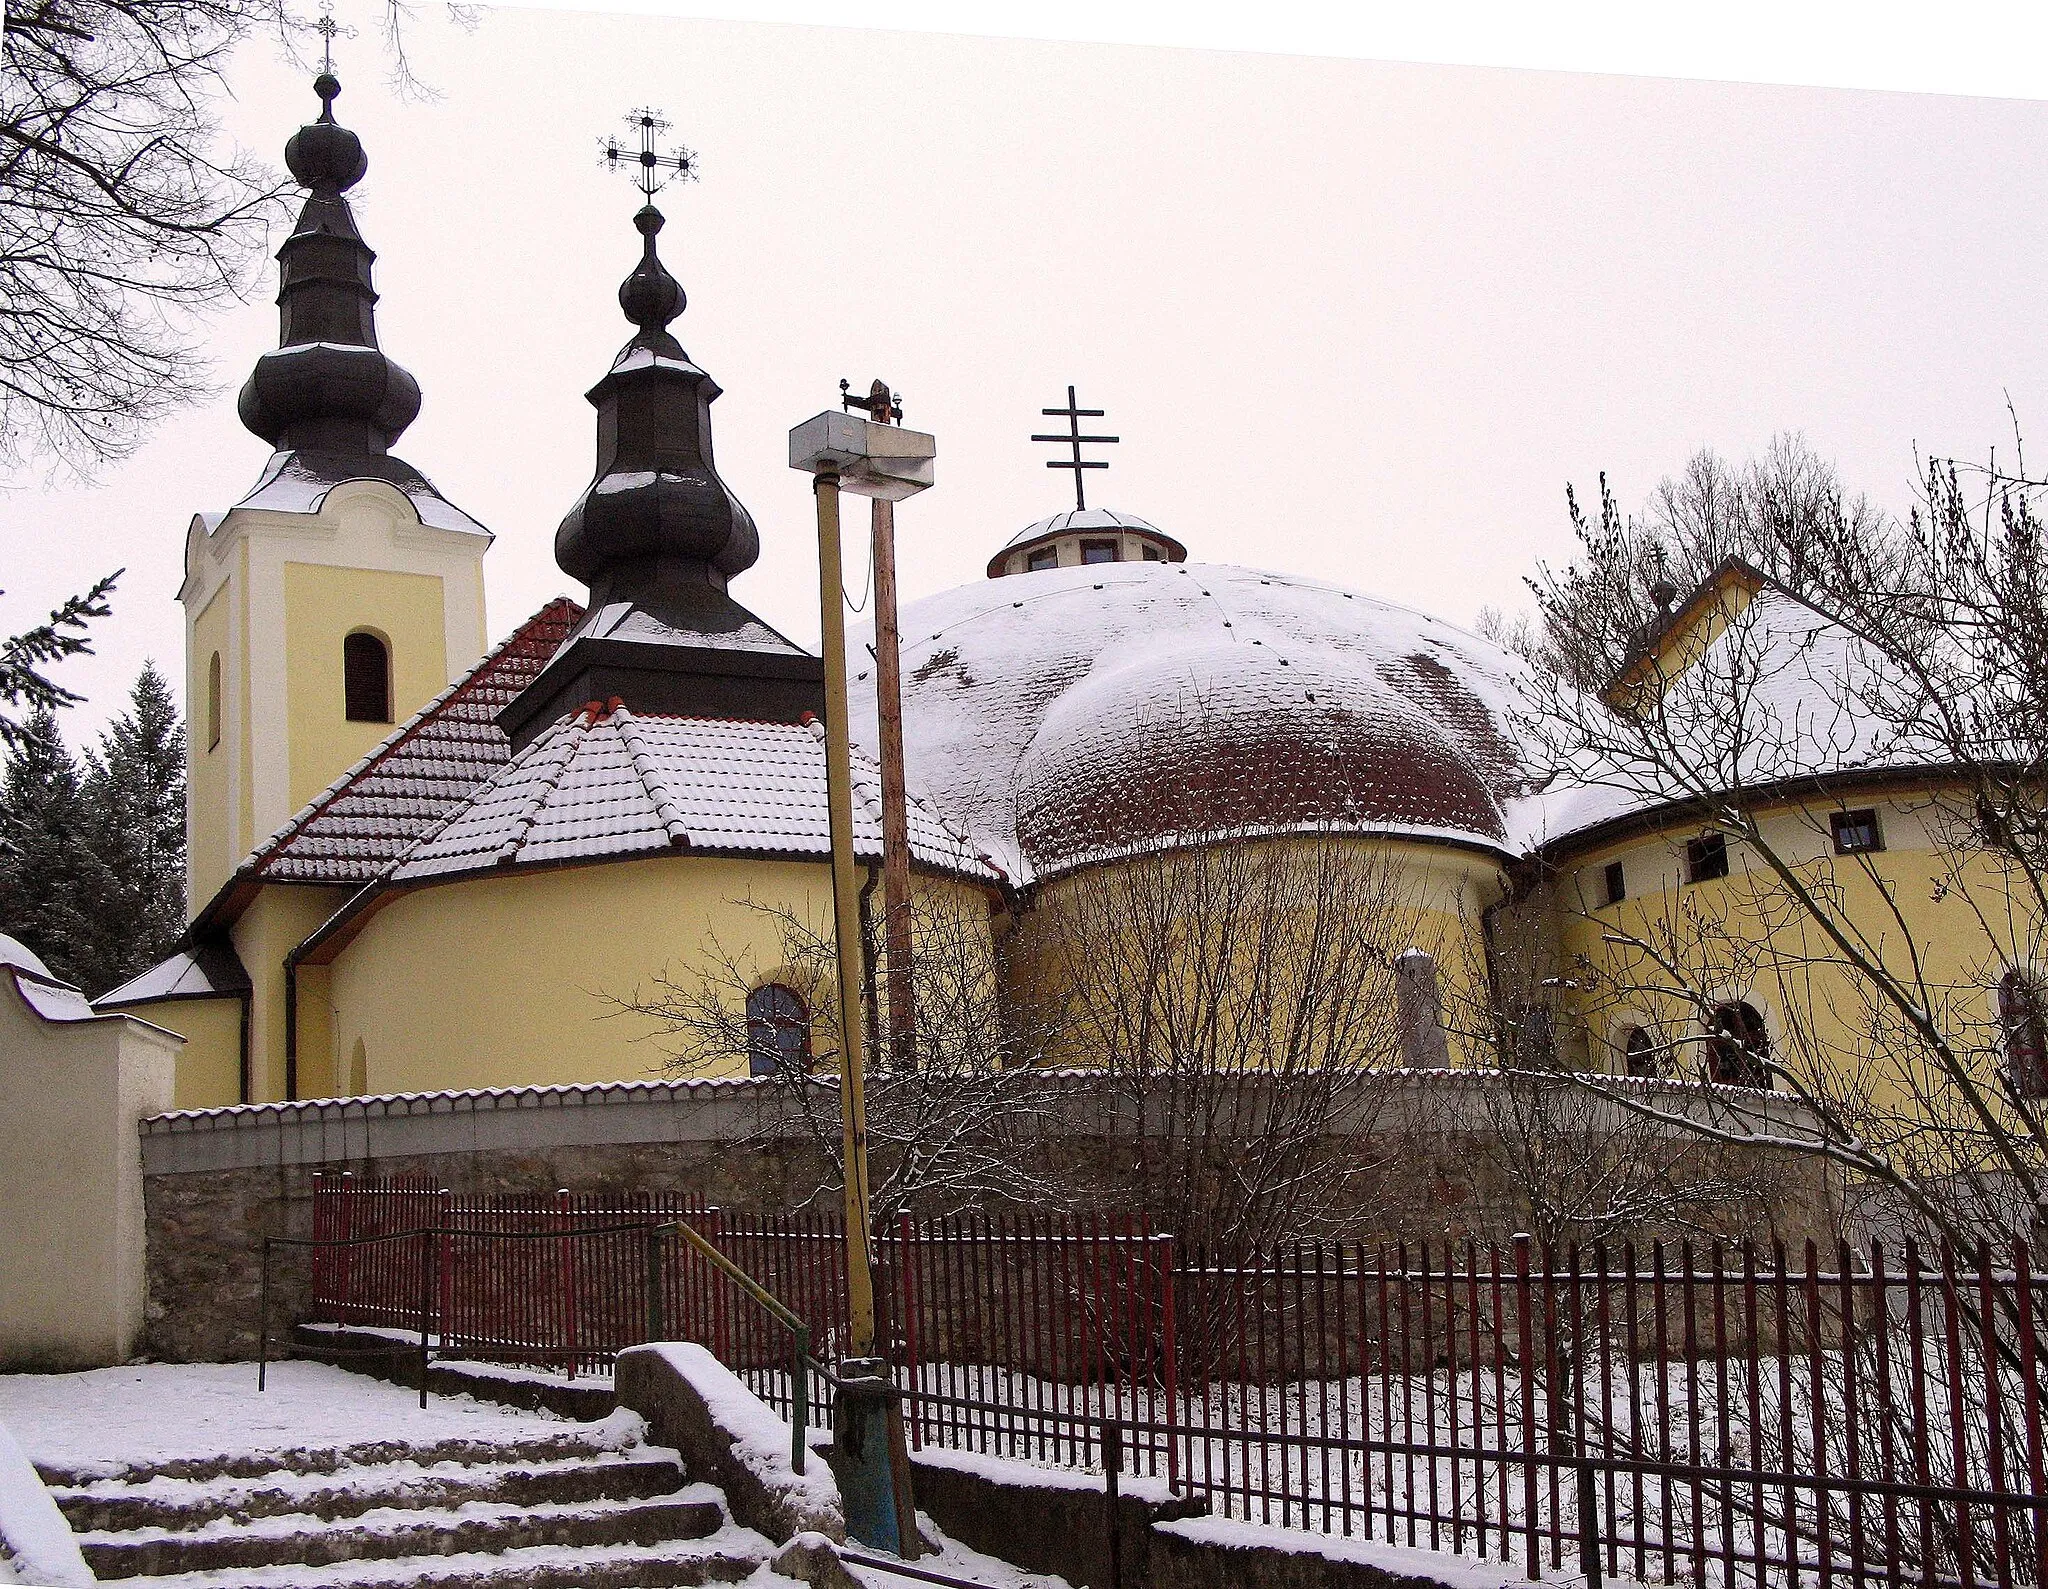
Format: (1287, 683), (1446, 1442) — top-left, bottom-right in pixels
(500, 118), (812, 753)
(236, 72), (422, 458)
(553, 180), (759, 601)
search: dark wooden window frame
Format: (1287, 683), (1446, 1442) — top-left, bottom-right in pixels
(343, 631), (392, 724)
(1830, 808), (1884, 855)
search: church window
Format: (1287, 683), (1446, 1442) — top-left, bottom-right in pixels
(1027, 547), (1059, 572)
(1998, 970), (2048, 1099)
(344, 631), (392, 723)
(1142, 544), (1164, 562)
(1707, 1002), (1770, 1088)
(1623, 1025), (1659, 1078)
(1687, 833), (1730, 883)
(1602, 860), (1626, 905)
(747, 983), (811, 1077)
(1831, 808), (1883, 855)
(1081, 539), (1120, 565)
(207, 652), (222, 751)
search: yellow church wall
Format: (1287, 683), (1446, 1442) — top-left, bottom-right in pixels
(187, 581), (235, 915)
(281, 562), (451, 816)
(1549, 786), (2031, 1121)
(122, 996), (244, 1109)
(229, 884), (352, 1103)
(326, 855), (1000, 1094)
(1002, 834), (1507, 1070)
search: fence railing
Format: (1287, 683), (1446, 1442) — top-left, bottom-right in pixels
(303, 1179), (2047, 1589)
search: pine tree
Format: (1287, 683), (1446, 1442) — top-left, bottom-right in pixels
(82, 661), (187, 991)
(0, 707), (107, 986)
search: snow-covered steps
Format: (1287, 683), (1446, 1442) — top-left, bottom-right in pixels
(42, 1424), (769, 1588)
(94, 1535), (769, 1589)
(54, 1450), (687, 1533)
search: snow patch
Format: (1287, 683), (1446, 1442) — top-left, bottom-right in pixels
(0, 1420), (92, 1588)
(642, 1344), (841, 1521)
(0, 1361), (595, 1481)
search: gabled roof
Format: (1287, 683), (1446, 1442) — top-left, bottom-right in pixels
(96, 941), (251, 1011)
(387, 703), (1004, 886)
(240, 598), (584, 890)
(1516, 573), (1943, 853)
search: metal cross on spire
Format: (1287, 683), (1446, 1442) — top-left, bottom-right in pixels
(599, 108), (699, 202)
(314, 4), (337, 72)
(1032, 386), (1118, 512)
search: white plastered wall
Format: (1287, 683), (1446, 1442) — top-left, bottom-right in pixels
(0, 980), (179, 1369)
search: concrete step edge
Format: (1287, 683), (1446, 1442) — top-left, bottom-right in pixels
(55, 1452), (686, 1531)
(80, 1494), (726, 1578)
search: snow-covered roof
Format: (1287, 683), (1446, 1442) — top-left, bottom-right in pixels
(851, 560), (1533, 882)
(239, 598), (584, 888)
(0, 932), (52, 982)
(232, 445), (490, 537)
(387, 703), (1002, 886)
(989, 507), (1187, 577)
(1513, 583), (1940, 852)
(997, 508), (1169, 553)
(96, 942), (251, 1010)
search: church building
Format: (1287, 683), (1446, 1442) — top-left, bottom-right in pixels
(88, 75), (2034, 1128)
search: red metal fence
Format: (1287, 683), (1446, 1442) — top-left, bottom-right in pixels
(306, 1179), (2047, 1589)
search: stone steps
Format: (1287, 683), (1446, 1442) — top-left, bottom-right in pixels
(81, 1492), (727, 1578)
(54, 1451), (684, 1532)
(111, 1537), (767, 1589)
(52, 1415), (776, 1588)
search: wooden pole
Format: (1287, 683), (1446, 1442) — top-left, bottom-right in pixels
(870, 491), (918, 1071)
(814, 467), (879, 1360)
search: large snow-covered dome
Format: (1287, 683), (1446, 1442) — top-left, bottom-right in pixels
(851, 559), (1531, 883)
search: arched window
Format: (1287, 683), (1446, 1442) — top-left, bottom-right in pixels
(1623, 1026), (1660, 1078)
(206, 652), (222, 751)
(746, 984), (811, 1077)
(1998, 970), (2048, 1100)
(1707, 1002), (1771, 1088)
(343, 631), (391, 723)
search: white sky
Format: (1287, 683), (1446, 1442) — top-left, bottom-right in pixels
(9, 2), (2048, 739)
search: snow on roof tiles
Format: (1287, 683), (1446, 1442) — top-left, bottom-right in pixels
(247, 598), (584, 885)
(388, 704), (1002, 885)
(1511, 584), (1938, 850)
(850, 560), (1533, 881)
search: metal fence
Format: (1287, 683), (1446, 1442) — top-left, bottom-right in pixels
(306, 1180), (2047, 1589)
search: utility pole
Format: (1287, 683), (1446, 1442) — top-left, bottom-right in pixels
(788, 401), (935, 1556)
(843, 378), (917, 1072)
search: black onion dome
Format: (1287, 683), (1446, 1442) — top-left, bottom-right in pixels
(554, 201), (759, 597)
(618, 205), (684, 333)
(237, 73), (422, 458)
(283, 75), (367, 191)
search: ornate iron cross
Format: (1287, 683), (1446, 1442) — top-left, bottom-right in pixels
(599, 108), (698, 202)
(1032, 386), (1118, 512)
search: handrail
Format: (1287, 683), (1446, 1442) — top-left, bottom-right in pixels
(259, 1217), (817, 1474)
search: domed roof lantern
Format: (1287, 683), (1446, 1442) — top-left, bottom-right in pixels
(236, 71), (422, 458)
(990, 386), (1186, 576)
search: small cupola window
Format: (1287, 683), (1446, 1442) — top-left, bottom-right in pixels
(343, 631), (392, 723)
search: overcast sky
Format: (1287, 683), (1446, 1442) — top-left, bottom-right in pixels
(8, 8), (2048, 739)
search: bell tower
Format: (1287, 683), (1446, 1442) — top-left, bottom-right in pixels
(179, 70), (491, 915)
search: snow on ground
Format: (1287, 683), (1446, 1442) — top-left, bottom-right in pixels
(843, 1514), (1072, 1589)
(0, 1361), (610, 1478)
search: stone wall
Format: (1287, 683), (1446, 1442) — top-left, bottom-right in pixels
(139, 1071), (1837, 1362)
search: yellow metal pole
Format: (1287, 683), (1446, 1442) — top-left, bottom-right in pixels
(813, 467), (879, 1361)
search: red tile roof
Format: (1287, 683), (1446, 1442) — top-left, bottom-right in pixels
(248, 598), (583, 885)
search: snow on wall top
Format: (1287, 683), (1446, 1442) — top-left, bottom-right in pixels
(0, 933), (51, 983)
(849, 560), (1534, 882)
